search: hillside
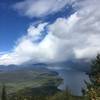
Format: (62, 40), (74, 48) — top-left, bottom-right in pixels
(0, 65), (62, 95)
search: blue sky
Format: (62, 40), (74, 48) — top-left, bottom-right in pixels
(0, 0), (74, 52)
(0, 0), (29, 51)
(0, 0), (100, 65)
(0, 0), (39, 51)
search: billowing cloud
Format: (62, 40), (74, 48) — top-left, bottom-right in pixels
(0, 0), (100, 65)
(49, 0), (100, 59)
(0, 22), (74, 65)
(13, 0), (76, 18)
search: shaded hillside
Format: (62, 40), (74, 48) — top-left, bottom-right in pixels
(0, 66), (62, 95)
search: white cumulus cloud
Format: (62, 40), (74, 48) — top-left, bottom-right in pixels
(0, 0), (100, 65)
(13, 0), (76, 18)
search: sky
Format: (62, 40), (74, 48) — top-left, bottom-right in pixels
(0, 0), (100, 65)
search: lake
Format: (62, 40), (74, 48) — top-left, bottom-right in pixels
(47, 67), (90, 96)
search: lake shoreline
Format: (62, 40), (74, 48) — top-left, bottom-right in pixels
(53, 69), (90, 96)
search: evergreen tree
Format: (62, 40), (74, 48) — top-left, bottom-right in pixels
(1, 84), (7, 100)
(89, 54), (100, 87)
(84, 54), (100, 100)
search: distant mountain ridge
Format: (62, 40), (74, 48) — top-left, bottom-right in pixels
(0, 63), (47, 72)
(0, 60), (90, 72)
(46, 60), (90, 72)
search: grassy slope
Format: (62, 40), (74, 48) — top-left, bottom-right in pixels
(0, 67), (62, 95)
(9, 89), (85, 100)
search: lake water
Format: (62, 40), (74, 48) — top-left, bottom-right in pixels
(48, 67), (90, 96)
